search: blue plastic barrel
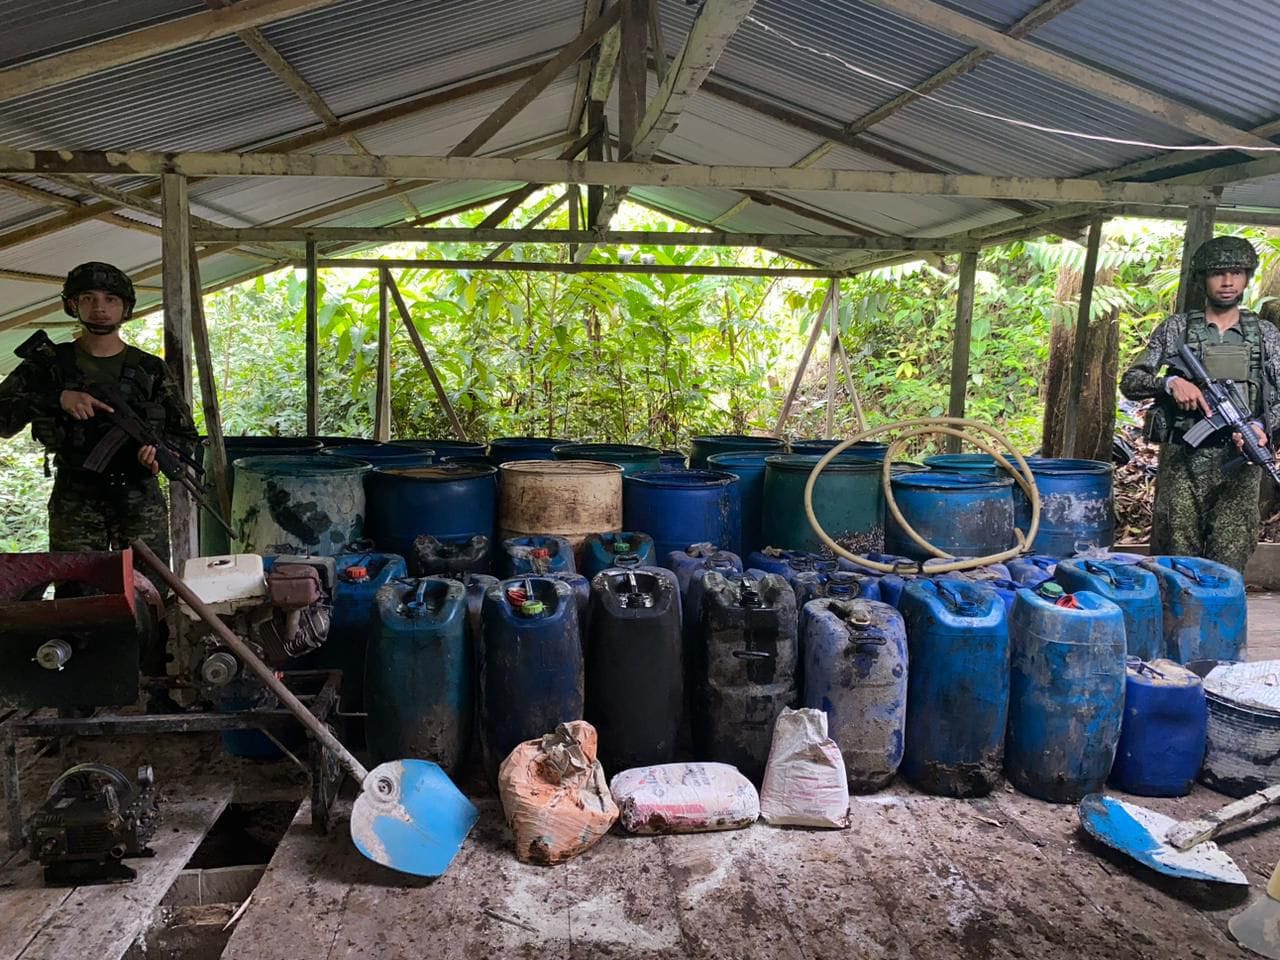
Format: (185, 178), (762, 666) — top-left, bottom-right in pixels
(1054, 558), (1163, 661)
(662, 543), (743, 596)
(803, 597), (907, 791)
(658, 450), (687, 471)
(1006, 586), (1126, 802)
(1006, 555), (1058, 587)
(1140, 556), (1247, 663)
(552, 442), (662, 476)
(899, 579), (1010, 797)
(790, 439), (889, 461)
(367, 578), (471, 773)
(488, 437), (569, 464)
(502, 534), (577, 577)
(689, 434), (786, 470)
(479, 576), (584, 776)
(624, 470), (741, 558)
(1109, 659), (1207, 797)
(231, 454), (371, 556)
(694, 571), (798, 781)
(365, 463), (498, 559)
(321, 441), (435, 470)
(581, 531), (655, 578)
(292, 552), (408, 711)
(922, 453), (1002, 475)
(1021, 458), (1115, 557)
(390, 438), (487, 459)
(201, 436), (323, 555)
(585, 567), (683, 771)
(707, 451), (773, 557)
(885, 472), (1015, 561)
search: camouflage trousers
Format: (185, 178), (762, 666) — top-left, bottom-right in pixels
(1151, 442), (1260, 574)
(48, 472), (171, 677)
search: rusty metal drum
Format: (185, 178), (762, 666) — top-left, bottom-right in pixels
(498, 460), (624, 559)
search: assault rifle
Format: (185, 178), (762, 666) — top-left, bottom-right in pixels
(1175, 343), (1280, 485)
(14, 330), (234, 536)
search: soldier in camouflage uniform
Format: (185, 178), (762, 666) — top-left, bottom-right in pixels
(1120, 237), (1280, 573)
(0, 262), (198, 579)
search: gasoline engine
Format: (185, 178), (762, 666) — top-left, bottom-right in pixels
(179, 554), (335, 708)
(28, 763), (159, 885)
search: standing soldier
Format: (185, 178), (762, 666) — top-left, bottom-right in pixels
(0, 261), (198, 572)
(1120, 236), (1280, 573)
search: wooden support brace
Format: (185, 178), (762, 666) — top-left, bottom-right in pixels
(374, 268), (391, 441)
(305, 240), (319, 435)
(773, 282), (835, 437)
(384, 273), (468, 441)
(188, 251), (232, 521)
(1061, 216), (1106, 457)
(162, 175), (196, 567)
(945, 250), (979, 453)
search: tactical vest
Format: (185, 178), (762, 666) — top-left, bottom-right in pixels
(32, 343), (167, 475)
(1166, 310), (1268, 440)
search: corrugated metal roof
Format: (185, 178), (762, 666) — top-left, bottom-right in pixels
(0, 0), (205, 68)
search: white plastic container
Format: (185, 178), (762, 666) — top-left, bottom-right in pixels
(179, 554), (267, 619)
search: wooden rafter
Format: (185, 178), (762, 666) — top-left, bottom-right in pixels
(0, 0), (346, 102)
(319, 257), (832, 278)
(0, 149), (1222, 205)
(569, 0), (609, 134)
(449, 3), (623, 158)
(842, 0), (1083, 136)
(858, 0), (1275, 150)
(483, 192), (574, 261)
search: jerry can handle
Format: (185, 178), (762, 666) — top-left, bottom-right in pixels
(614, 553), (641, 567)
(732, 649), (775, 661)
(1171, 558), (1203, 584)
(936, 582), (975, 615)
(1083, 560), (1117, 584)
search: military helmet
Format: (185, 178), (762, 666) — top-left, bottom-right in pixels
(1190, 236), (1259, 277)
(61, 261), (135, 318)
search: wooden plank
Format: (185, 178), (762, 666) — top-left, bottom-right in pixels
(617, 0), (648, 157)
(305, 240), (319, 436)
(374, 269), (391, 442)
(188, 251), (232, 521)
(448, 2), (623, 158)
(773, 283), (834, 436)
(189, 225), (965, 250)
(0, 150), (1222, 205)
(161, 175), (196, 571)
(0, 789), (230, 960)
(0, 0), (344, 101)
(1061, 215), (1106, 457)
(648, 0), (667, 85)
(945, 249), (979, 453)
(858, 0), (1274, 150)
(483, 190), (573, 262)
(321, 258), (833, 279)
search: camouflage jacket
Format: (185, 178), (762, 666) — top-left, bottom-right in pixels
(1119, 310), (1280, 431)
(0, 338), (198, 476)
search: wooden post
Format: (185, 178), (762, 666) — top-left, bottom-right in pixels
(586, 102), (605, 222)
(648, 0), (667, 84)
(568, 183), (580, 260)
(161, 174), (195, 567)
(617, 0), (648, 158)
(825, 280), (839, 438)
(1176, 204), (1216, 314)
(374, 267), (391, 441)
(836, 335), (867, 432)
(945, 250), (979, 453)
(385, 272), (468, 441)
(305, 239), (319, 435)
(1062, 216), (1106, 457)
(188, 251), (231, 521)
(773, 282), (835, 438)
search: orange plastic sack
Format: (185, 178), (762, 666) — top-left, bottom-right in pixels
(497, 720), (619, 864)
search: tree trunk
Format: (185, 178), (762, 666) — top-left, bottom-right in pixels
(1042, 305), (1120, 461)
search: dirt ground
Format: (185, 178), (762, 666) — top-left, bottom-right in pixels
(7, 596), (1280, 960)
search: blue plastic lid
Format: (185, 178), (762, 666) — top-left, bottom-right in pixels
(891, 471), (1014, 490)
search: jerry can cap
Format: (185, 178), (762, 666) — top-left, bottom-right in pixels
(1037, 582), (1065, 599)
(520, 600), (545, 616)
(344, 565), (369, 582)
(613, 541), (632, 553)
(531, 547), (550, 559)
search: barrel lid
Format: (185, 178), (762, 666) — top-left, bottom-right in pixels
(625, 469), (738, 487)
(1024, 457), (1113, 475)
(1127, 658), (1202, 688)
(890, 471), (1015, 490)
(500, 459), (623, 477)
(231, 453), (372, 475)
(706, 451), (775, 468)
(764, 453), (881, 474)
(692, 434), (785, 447)
(552, 442), (661, 459)
(374, 463), (497, 480)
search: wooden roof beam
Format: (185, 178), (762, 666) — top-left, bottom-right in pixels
(0, 0), (345, 102)
(858, 0), (1275, 150)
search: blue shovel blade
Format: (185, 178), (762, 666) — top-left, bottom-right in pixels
(1078, 793), (1248, 885)
(349, 759), (479, 878)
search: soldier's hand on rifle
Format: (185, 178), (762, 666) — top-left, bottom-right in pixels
(1234, 423), (1268, 453)
(137, 445), (160, 476)
(1166, 376), (1213, 416)
(59, 389), (113, 420)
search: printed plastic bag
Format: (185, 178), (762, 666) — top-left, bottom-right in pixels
(610, 762), (759, 834)
(498, 720), (618, 864)
(759, 708), (849, 828)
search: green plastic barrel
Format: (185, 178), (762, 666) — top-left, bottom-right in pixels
(762, 454), (884, 554)
(231, 454), (371, 556)
(552, 443), (662, 476)
(200, 436), (323, 556)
